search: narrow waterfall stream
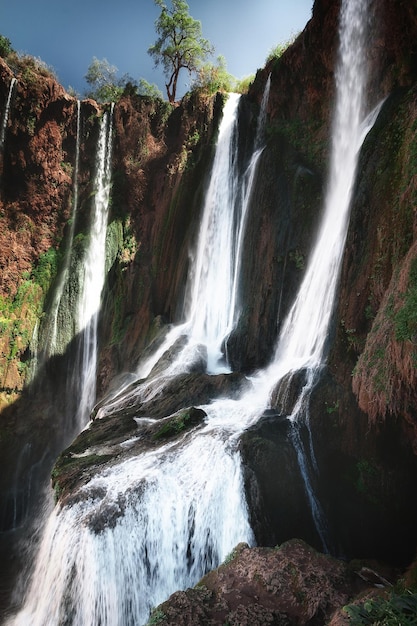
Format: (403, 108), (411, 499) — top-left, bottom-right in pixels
(7, 0), (384, 623)
(245, 0), (377, 550)
(74, 106), (114, 426)
(0, 77), (16, 148)
(186, 93), (241, 372)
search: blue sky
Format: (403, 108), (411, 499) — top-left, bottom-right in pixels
(1, 0), (313, 98)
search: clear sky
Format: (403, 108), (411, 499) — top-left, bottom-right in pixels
(1, 0), (313, 98)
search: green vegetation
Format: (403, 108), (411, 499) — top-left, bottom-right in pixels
(289, 249), (305, 270)
(355, 459), (377, 495)
(137, 78), (164, 100)
(146, 608), (166, 625)
(325, 400), (339, 414)
(151, 408), (202, 441)
(51, 453), (113, 503)
(148, 0), (213, 102)
(266, 34), (298, 65)
(32, 247), (60, 294)
(343, 590), (417, 625)
(2, 44), (56, 83)
(84, 57), (126, 103)
(0, 248), (60, 386)
(235, 74), (255, 94)
(84, 59), (165, 103)
(394, 257), (417, 343)
(192, 55), (234, 96)
(0, 34), (13, 58)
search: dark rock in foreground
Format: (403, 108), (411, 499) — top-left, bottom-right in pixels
(148, 538), (377, 625)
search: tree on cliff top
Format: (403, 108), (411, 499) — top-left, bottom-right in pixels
(148, 0), (213, 102)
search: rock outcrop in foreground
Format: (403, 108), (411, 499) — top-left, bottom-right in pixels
(149, 539), (407, 626)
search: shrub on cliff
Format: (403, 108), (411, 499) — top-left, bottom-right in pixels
(85, 57), (125, 103)
(0, 34), (13, 58)
(191, 55), (235, 96)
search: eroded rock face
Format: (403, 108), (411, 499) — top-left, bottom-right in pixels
(152, 539), (369, 626)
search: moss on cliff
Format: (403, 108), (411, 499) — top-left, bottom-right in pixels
(0, 247), (62, 398)
(348, 87), (417, 444)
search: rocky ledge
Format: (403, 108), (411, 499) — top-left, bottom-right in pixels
(148, 538), (407, 626)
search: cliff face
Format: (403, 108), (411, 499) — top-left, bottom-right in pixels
(1, 0), (417, 620)
(98, 91), (223, 391)
(0, 59), (222, 547)
(237, 0), (417, 564)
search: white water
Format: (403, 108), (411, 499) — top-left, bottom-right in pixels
(94, 87), (272, 417)
(227, 74), (271, 336)
(8, 1), (381, 621)
(9, 424), (253, 626)
(270, 0), (370, 376)
(246, 0), (375, 551)
(75, 106), (114, 425)
(185, 93), (241, 371)
(0, 77), (16, 147)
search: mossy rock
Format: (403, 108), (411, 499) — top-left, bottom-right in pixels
(151, 407), (206, 442)
(51, 452), (113, 503)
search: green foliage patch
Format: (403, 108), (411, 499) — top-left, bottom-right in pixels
(394, 257), (417, 343)
(0, 247), (60, 385)
(146, 608), (166, 625)
(343, 590), (417, 625)
(151, 409), (197, 441)
(0, 34), (13, 58)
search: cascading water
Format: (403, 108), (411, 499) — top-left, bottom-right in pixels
(227, 74), (271, 337)
(94, 86), (272, 420)
(0, 77), (16, 148)
(6, 90), (270, 626)
(185, 92), (241, 372)
(270, 0), (370, 375)
(75, 105), (114, 426)
(249, 0), (377, 550)
(7, 0), (382, 622)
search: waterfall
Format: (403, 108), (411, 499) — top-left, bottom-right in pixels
(0, 77), (16, 148)
(227, 74), (271, 337)
(95, 86), (272, 416)
(186, 93), (241, 372)
(75, 105), (114, 425)
(6, 0), (382, 621)
(269, 0), (370, 375)
(189, 81), (271, 371)
(7, 426), (253, 626)
(249, 0), (376, 551)
(5, 88), (271, 626)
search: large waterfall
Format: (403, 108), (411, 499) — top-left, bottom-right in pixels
(6, 0), (383, 623)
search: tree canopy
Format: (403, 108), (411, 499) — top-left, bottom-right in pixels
(148, 0), (213, 103)
(85, 57), (124, 102)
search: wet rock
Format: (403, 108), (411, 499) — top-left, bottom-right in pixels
(51, 407), (208, 502)
(153, 539), (359, 626)
(147, 336), (208, 379)
(97, 370), (249, 422)
(270, 369), (309, 416)
(240, 413), (322, 550)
